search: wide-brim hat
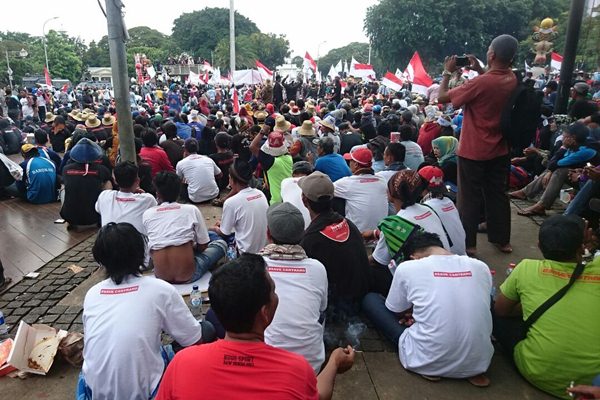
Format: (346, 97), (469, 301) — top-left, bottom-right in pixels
(102, 114), (115, 126)
(85, 115), (101, 128)
(44, 112), (56, 123)
(298, 120), (316, 137)
(261, 131), (288, 157)
(71, 112), (84, 122)
(254, 110), (268, 122)
(70, 138), (103, 163)
(274, 116), (291, 133)
(319, 118), (335, 131)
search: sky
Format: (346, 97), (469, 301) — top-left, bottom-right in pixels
(3, 0), (379, 61)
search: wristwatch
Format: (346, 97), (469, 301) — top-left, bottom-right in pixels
(442, 70), (453, 77)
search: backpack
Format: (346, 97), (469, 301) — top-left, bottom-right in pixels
(500, 72), (543, 154)
(377, 215), (423, 264)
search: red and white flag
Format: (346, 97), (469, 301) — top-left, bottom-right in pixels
(44, 66), (52, 87)
(60, 83), (69, 92)
(256, 60), (273, 80)
(304, 52), (317, 72)
(404, 51), (433, 96)
(351, 63), (376, 80)
(232, 88), (240, 114)
(145, 93), (153, 109)
(381, 71), (404, 92)
(550, 52), (563, 71)
(203, 60), (213, 72)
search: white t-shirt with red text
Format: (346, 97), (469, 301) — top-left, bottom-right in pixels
(176, 154), (221, 203)
(280, 177), (312, 229)
(143, 202), (210, 250)
(423, 197), (466, 256)
(220, 187), (269, 253)
(95, 190), (157, 235)
(333, 174), (388, 232)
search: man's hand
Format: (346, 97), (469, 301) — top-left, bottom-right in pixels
(331, 346), (355, 374)
(444, 56), (458, 73)
(467, 54), (484, 74)
(523, 147), (540, 156)
(569, 169), (583, 183)
(567, 384), (600, 399)
(585, 166), (600, 181)
(399, 312), (415, 327)
(542, 171), (553, 187)
(306, 151), (315, 165)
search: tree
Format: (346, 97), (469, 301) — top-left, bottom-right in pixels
(214, 35), (257, 69)
(83, 40), (110, 67)
(42, 30), (84, 83)
(291, 56), (303, 68)
(171, 8), (259, 59)
(317, 42), (384, 75)
(247, 33), (290, 69)
(0, 34), (35, 86)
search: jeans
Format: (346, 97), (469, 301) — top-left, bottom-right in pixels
(523, 168), (569, 209)
(361, 292), (406, 346)
(188, 233), (227, 283)
(565, 180), (599, 216)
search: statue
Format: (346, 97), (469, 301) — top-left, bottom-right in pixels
(531, 18), (559, 66)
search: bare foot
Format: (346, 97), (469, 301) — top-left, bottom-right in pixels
(468, 373), (490, 387)
(509, 190), (527, 200)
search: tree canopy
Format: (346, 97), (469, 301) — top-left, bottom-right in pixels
(171, 7), (259, 59)
(317, 42), (384, 75)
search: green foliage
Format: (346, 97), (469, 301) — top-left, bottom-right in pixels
(364, 0), (571, 69)
(213, 32), (290, 70)
(214, 35), (257, 69)
(317, 42), (384, 75)
(42, 31), (84, 83)
(291, 56), (303, 68)
(171, 7), (259, 59)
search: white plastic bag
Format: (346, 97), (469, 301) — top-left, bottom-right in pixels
(0, 152), (23, 181)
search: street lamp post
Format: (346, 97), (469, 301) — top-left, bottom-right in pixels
(316, 40), (327, 80)
(4, 48), (28, 91)
(42, 17), (59, 75)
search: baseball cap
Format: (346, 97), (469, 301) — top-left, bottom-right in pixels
(21, 144), (37, 154)
(298, 171), (334, 202)
(418, 165), (444, 187)
(343, 147), (373, 166)
(292, 161), (314, 175)
(267, 202), (305, 244)
(573, 82), (589, 95)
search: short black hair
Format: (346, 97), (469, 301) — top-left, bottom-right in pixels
(565, 121), (590, 144)
(538, 214), (585, 261)
(153, 171), (181, 202)
(92, 222), (146, 284)
(319, 137), (335, 154)
(208, 254), (272, 333)
(133, 124), (146, 138)
(162, 121), (177, 139)
(184, 138), (199, 153)
(34, 129), (49, 145)
(386, 143), (406, 162)
(490, 34), (518, 65)
(402, 231), (444, 260)
(304, 196), (332, 214)
(399, 125), (413, 141)
(142, 129), (158, 147)
(114, 161), (138, 188)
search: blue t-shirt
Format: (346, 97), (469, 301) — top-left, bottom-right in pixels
(315, 153), (351, 182)
(188, 122), (205, 140)
(175, 122), (192, 140)
(21, 156), (57, 204)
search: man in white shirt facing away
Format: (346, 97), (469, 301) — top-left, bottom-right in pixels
(280, 161), (314, 229)
(176, 138), (221, 203)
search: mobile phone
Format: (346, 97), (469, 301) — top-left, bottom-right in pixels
(455, 56), (470, 67)
(54, 218), (66, 224)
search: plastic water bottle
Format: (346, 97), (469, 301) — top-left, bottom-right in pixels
(490, 269), (497, 298)
(190, 285), (202, 320)
(0, 310), (8, 337)
(226, 244), (237, 261)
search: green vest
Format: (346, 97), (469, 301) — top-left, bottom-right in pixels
(266, 154), (292, 204)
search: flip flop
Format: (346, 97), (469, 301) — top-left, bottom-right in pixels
(493, 243), (513, 254)
(420, 374), (441, 382)
(517, 209), (546, 217)
(467, 374), (490, 387)
(0, 277), (13, 293)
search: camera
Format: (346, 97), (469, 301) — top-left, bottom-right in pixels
(455, 55), (470, 67)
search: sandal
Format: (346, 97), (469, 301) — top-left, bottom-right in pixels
(467, 373), (490, 387)
(420, 374), (441, 382)
(493, 243), (513, 253)
(0, 277), (13, 293)
(517, 208), (546, 217)
(509, 191), (527, 200)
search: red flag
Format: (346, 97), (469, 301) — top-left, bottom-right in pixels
(145, 93), (153, 109)
(232, 88), (240, 114)
(382, 71), (404, 92)
(44, 66), (52, 86)
(304, 52), (317, 71)
(203, 71), (209, 84)
(256, 60), (273, 79)
(351, 63), (376, 80)
(403, 51), (433, 95)
(60, 83), (69, 92)
(550, 52), (563, 71)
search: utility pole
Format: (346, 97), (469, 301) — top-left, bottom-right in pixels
(555, 0), (586, 114)
(229, 0), (236, 75)
(105, 0), (135, 163)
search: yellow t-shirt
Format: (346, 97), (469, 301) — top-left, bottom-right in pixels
(500, 258), (600, 399)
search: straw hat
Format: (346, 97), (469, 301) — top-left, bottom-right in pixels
(319, 116), (336, 131)
(44, 112), (56, 123)
(102, 113), (116, 126)
(85, 115), (101, 128)
(298, 120), (316, 137)
(254, 110), (268, 122)
(274, 115), (291, 133)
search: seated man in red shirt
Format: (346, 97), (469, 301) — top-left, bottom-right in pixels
(139, 129), (175, 177)
(156, 253), (355, 400)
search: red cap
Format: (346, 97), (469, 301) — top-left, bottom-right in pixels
(418, 165), (444, 187)
(266, 103), (275, 114)
(268, 131), (285, 148)
(343, 147), (373, 166)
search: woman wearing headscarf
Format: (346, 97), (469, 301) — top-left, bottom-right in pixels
(432, 136), (458, 186)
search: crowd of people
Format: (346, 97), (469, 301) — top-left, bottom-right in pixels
(1, 33), (600, 399)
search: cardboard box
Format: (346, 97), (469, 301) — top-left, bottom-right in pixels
(0, 339), (17, 376)
(6, 321), (68, 375)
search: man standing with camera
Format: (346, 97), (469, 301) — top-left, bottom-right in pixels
(437, 34), (518, 256)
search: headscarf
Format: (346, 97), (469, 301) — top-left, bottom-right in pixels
(432, 136), (458, 166)
(387, 169), (424, 207)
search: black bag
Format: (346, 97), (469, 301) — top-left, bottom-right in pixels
(500, 72), (543, 154)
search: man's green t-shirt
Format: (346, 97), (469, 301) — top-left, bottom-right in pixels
(265, 154), (292, 204)
(500, 258), (600, 399)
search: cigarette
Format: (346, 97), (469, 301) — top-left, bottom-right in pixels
(354, 350), (364, 353)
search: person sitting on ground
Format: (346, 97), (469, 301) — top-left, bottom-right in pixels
(334, 147), (388, 232)
(49, 115), (70, 153)
(299, 172), (370, 320)
(260, 202), (328, 373)
(280, 161), (313, 228)
(34, 130), (62, 171)
(159, 121), (184, 169)
(431, 136), (458, 186)
(339, 121), (363, 155)
(156, 253), (354, 400)
(15, 144), (58, 204)
(60, 138), (112, 228)
(417, 106), (442, 156)
(176, 138), (221, 203)
(142, 172), (226, 284)
(211, 159), (268, 254)
(95, 161), (157, 235)
(494, 214), (600, 399)
(510, 122), (597, 217)
(418, 166), (466, 255)
(376, 142), (407, 182)
(250, 127), (292, 204)
(370, 170), (450, 295)
(313, 136), (351, 182)
(139, 129), (175, 177)
(209, 132), (235, 191)
(79, 222), (215, 400)
(362, 231), (493, 386)
(399, 124), (425, 170)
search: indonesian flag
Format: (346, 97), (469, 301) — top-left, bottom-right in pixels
(203, 71), (209, 84)
(404, 51), (433, 96)
(44, 66), (52, 86)
(352, 63), (376, 80)
(145, 93), (153, 109)
(203, 60), (213, 72)
(381, 71), (404, 92)
(60, 83), (69, 92)
(232, 88), (240, 114)
(256, 60), (273, 80)
(304, 52), (317, 72)
(551, 52), (563, 71)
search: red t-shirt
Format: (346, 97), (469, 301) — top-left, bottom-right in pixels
(448, 69), (517, 161)
(155, 340), (318, 400)
(139, 146), (175, 177)
(417, 122), (442, 156)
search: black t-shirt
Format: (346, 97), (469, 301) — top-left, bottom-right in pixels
(339, 132), (363, 155)
(209, 151), (234, 190)
(60, 162), (111, 225)
(569, 99), (598, 120)
(5, 96), (20, 110)
(50, 128), (71, 153)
